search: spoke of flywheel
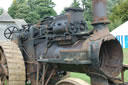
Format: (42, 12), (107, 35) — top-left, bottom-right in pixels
(5, 33), (11, 34)
(5, 34), (10, 39)
(7, 28), (12, 33)
(8, 34), (12, 39)
(12, 27), (16, 32)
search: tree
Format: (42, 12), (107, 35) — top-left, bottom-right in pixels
(8, 0), (38, 23)
(82, 0), (93, 21)
(109, 0), (128, 22)
(27, 0), (36, 10)
(0, 8), (3, 15)
(14, 4), (40, 23)
(108, 0), (128, 31)
(71, 0), (80, 8)
(81, 0), (93, 30)
(8, 0), (29, 19)
(8, 0), (57, 24)
(8, 0), (19, 18)
(107, 0), (121, 14)
(16, 0), (26, 3)
(108, 19), (123, 31)
(34, 0), (56, 19)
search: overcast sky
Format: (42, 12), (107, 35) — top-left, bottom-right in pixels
(0, 0), (73, 14)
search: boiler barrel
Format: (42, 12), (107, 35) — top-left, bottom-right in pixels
(38, 36), (123, 78)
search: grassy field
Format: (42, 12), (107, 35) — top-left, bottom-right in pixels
(70, 48), (128, 83)
(123, 48), (128, 82)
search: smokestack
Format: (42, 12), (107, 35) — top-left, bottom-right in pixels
(92, 0), (110, 25)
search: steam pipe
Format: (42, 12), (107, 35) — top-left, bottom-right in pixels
(92, 0), (110, 25)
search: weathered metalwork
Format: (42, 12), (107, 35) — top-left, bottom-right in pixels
(1, 0), (128, 85)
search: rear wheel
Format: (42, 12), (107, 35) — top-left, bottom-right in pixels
(0, 41), (26, 85)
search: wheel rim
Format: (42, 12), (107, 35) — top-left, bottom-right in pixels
(0, 41), (26, 85)
(56, 78), (90, 85)
(0, 48), (8, 85)
(4, 26), (19, 39)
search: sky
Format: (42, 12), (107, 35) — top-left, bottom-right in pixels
(0, 0), (73, 14)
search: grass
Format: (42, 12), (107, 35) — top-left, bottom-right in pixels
(70, 72), (90, 83)
(123, 48), (128, 82)
(70, 48), (128, 83)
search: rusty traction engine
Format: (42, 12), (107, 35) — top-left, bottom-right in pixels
(0, 0), (128, 85)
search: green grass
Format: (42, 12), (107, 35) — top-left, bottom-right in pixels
(70, 48), (128, 83)
(123, 48), (128, 82)
(70, 72), (90, 83)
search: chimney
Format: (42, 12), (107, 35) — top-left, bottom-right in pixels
(92, 0), (110, 25)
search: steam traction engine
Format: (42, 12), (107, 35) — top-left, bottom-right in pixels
(0, 0), (128, 85)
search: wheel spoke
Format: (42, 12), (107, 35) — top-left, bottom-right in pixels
(6, 34), (10, 39)
(5, 33), (10, 34)
(7, 28), (12, 33)
(12, 27), (16, 33)
(8, 34), (12, 39)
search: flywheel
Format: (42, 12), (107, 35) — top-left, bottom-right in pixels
(56, 78), (90, 85)
(0, 41), (26, 85)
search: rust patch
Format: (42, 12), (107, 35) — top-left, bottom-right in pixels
(92, 17), (110, 24)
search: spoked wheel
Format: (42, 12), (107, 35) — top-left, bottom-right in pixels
(56, 78), (90, 85)
(0, 41), (26, 85)
(4, 26), (19, 39)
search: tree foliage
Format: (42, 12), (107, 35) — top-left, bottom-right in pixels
(107, 0), (121, 14)
(0, 8), (3, 15)
(71, 0), (80, 8)
(82, 0), (93, 22)
(108, 0), (128, 31)
(108, 19), (123, 31)
(109, 0), (128, 22)
(8, 0), (57, 24)
(82, 0), (93, 30)
(34, 0), (56, 19)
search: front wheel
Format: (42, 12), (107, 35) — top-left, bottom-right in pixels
(56, 78), (90, 85)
